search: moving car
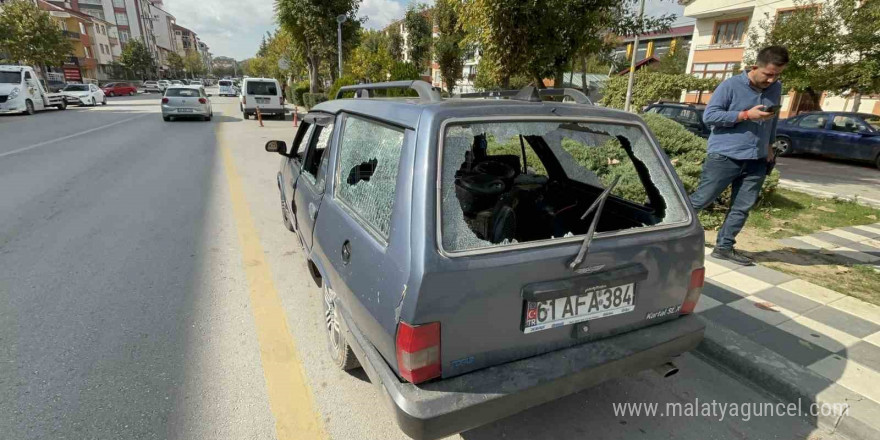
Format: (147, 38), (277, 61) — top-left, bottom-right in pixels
(161, 85), (212, 121)
(143, 80), (162, 93)
(240, 77), (284, 119)
(170, 80), (183, 86)
(218, 79), (237, 97)
(102, 82), (137, 97)
(61, 83), (106, 106)
(643, 102), (710, 138)
(190, 79), (203, 86)
(157, 80), (171, 92)
(774, 111), (880, 168)
(263, 80), (705, 440)
(0, 65), (69, 114)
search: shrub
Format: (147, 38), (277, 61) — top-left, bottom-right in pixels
(292, 81), (310, 106)
(329, 75), (359, 100)
(303, 92), (328, 109)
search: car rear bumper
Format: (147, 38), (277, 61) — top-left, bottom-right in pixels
(339, 304), (704, 440)
(244, 105), (284, 115)
(162, 106), (210, 117)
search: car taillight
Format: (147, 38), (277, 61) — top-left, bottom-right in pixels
(198, 98), (207, 104)
(396, 321), (441, 384)
(243, 96), (246, 104)
(161, 97), (169, 104)
(680, 267), (705, 315)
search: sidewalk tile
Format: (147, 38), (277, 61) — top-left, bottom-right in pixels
(753, 286), (823, 314)
(814, 231), (863, 248)
(797, 235), (839, 249)
(728, 297), (798, 326)
(841, 226), (880, 239)
(842, 341), (880, 372)
(705, 252), (746, 270)
(748, 326), (833, 367)
(862, 238), (880, 250)
(711, 271), (773, 294)
(704, 246), (713, 256)
(831, 247), (880, 263)
(701, 305), (774, 336)
(854, 224), (880, 236)
(737, 264), (796, 286)
(694, 295), (722, 314)
(866, 331), (880, 348)
(803, 306), (880, 339)
(703, 280), (749, 304)
(778, 279), (846, 304)
(809, 355), (880, 404)
(778, 237), (820, 251)
(841, 242), (880, 256)
(825, 228), (872, 244)
(704, 260), (731, 278)
(777, 316), (861, 353)
(829, 297), (880, 326)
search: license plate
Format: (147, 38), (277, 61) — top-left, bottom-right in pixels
(177, 108), (193, 113)
(256, 98), (269, 103)
(523, 283), (635, 334)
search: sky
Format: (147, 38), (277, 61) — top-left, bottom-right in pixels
(162, 0), (687, 61)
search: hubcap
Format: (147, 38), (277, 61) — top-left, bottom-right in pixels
(323, 287), (341, 351)
(773, 139), (789, 156)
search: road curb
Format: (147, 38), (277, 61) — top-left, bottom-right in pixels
(778, 180), (880, 208)
(693, 315), (880, 440)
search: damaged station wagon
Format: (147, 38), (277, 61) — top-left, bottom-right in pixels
(265, 81), (706, 440)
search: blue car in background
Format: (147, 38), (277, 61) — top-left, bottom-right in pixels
(774, 111), (880, 169)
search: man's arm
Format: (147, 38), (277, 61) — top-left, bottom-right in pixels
(702, 81), (741, 127)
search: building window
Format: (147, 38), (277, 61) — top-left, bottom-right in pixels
(79, 22), (87, 35)
(112, 0), (125, 7)
(119, 30), (130, 42)
(85, 47), (91, 58)
(712, 18), (747, 45)
(691, 62), (741, 79)
(777, 6), (818, 24)
(115, 13), (129, 26)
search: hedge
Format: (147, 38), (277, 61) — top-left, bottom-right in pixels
(329, 75), (359, 100)
(303, 92), (328, 109)
(292, 81), (310, 107)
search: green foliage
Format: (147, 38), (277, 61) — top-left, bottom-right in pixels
(389, 61), (421, 81)
(652, 39), (689, 75)
(120, 39), (156, 79)
(303, 92), (328, 109)
(0, 0), (72, 68)
(166, 52), (185, 78)
(387, 26), (404, 61)
(350, 29), (394, 82)
(403, 3), (432, 72)
(434, 0), (466, 94)
(292, 81), (310, 106)
(600, 71), (720, 110)
(329, 74), (358, 99)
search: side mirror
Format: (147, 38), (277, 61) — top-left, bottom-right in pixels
(265, 140), (287, 155)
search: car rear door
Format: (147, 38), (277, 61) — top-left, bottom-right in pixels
(825, 115), (873, 160)
(789, 113), (828, 153)
(291, 113), (335, 251)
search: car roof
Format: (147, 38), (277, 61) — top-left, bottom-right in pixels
(244, 77), (278, 82)
(649, 102), (706, 109)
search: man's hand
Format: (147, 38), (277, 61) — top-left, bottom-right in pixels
(746, 105), (774, 121)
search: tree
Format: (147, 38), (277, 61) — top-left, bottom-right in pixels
(459, 0), (674, 88)
(403, 3), (432, 72)
(831, 0), (880, 112)
(600, 71), (720, 110)
(183, 50), (205, 77)
(350, 29), (394, 82)
(119, 39), (155, 79)
(275, 0), (362, 92)
(0, 0), (72, 72)
(434, 0), (466, 94)
(652, 38), (689, 75)
(166, 52), (185, 78)
(387, 26), (404, 61)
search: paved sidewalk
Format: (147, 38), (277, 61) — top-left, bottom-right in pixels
(778, 223), (880, 268)
(694, 227), (880, 439)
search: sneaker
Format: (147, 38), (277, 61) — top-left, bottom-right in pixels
(710, 248), (754, 266)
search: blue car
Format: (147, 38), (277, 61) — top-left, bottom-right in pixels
(774, 111), (880, 168)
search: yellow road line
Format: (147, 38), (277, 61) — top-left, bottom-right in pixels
(221, 146), (327, 440)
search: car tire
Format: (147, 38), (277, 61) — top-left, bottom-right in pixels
(163, 116), (171, 122)
(875, 154), (880, 170)
(108, 92), (115, 97)
(91, 98), (97, 107)
(102, 97), (107, 106)
(129, 91), (135, 96)
(204, 114), (212, 121)
(243, 112), (249, 120)
(773, 137), (793, 157)
(56, 101), (67, 110)
(24, 99), (35, 115)
(322, 284), (360, 371)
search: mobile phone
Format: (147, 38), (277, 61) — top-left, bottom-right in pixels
(762, 105), (782, 114)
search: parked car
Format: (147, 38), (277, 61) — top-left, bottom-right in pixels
(263, 81), (705, 440)
(62, 83), (106, 106)
(102, 82), (137, 97)
(218, 79), (237, 97)
(142, 80), (162, 93)
(240, 77), (284, 119)
(643, 102), (710, 138)
(189, 79), (203, 86)
(0, 65), (69, 114)
(157, 80), (171, 92)
(161, 85), (212, 121)
(170, 80), (183, 86)
(775, 111), (880, 168)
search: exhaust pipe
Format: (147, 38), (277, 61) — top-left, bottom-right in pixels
(652, 362), (679, 378)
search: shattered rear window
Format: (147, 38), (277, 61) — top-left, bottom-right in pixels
(335, 116), (405, 239)
(440, 120), (687, 252)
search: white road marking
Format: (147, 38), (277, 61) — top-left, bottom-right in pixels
(0, 114), (150, 159)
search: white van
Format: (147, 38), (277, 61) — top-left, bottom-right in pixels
(218, 79), (236, 97)
(0, 65), (68, 115)
(240, 77), (284, 120)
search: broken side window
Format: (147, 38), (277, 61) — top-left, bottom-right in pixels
(440, 121), (688, 252)
(335, 115), (405, 240)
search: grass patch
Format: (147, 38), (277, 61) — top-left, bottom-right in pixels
(700, 188), (880, 239)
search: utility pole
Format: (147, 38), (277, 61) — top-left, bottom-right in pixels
(336, 15), (347, 79)
(624, 0), (646, 113)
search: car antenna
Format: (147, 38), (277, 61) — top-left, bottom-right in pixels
(568, 175), (621, 270)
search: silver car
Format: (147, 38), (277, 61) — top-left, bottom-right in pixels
(161, 86), (212, 121)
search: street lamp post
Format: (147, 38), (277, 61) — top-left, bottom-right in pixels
(336, 15), (347, 79)
(624, 0), (647, 113)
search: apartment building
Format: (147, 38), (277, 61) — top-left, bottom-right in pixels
(681, 0), (879, 116)
(38, 0), (100, 81)
(614, 24), (694, 72)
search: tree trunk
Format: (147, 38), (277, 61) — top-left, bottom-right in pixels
(581, 55), (587, 94)
(501, 74), (510, 89)
(307, 55), (320, 93)
(553, 64), (564, 88)
(534, 74), (545, 89)
(851, 92), (862, 113)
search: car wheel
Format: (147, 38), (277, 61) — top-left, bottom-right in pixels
(243, 112), (249, 120)
(108, 92), (115, 97)
(875, 154), (880, 170)
(57, 101), (67, 110)
(773, 137), (793, 157)
(24, 99), (35, 115)
(322, 284), (360, 371)
(204, 114), (212, 121)
(91, 98), (97, 107)
(129, 91), (135, 96)
(102, 97), (107, 106)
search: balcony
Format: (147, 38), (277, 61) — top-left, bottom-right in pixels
(109, 37), (119, 46)
(62, 30), (81, 40)
(695, 41), (746, 51)
(64, 56), (79, 66)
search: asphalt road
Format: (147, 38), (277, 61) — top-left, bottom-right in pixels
(776, 156), (880, 207)
(0, 91), (847, 440)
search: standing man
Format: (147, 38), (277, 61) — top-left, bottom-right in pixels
(691, 46), (789, 265)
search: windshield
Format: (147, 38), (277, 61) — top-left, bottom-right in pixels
(165, 88), (199, 97)
(0, 71), (22, 84)
(247, 81), (277, 95)
(440, 120), (687, 252)
(64, 84), (90, 91)
(864, 115), (880, 131)
(219, 81), (232, 86)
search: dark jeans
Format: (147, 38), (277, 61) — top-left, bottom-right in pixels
(690, 153), (768, 250)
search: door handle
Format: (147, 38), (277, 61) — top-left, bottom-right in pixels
(341, 240), (352, 264)
(308, 202), (318, 220)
